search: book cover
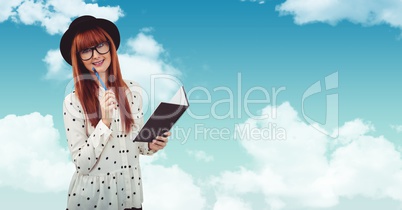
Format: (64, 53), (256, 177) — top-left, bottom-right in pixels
(134, 86), (189, 142)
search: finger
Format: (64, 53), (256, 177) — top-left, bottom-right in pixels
(101, 90), (114, 98)
(105, 90), (115, 95)
(103, 90), (115, 99)
(100, 99), (115, 110)
(163, 131), (171, 137)
(100, 97), (113, 107)
(103, 98), (117, 111)
(150, 141), (164, 150)
(152, 139), (166, 147)
(150, 144), (163, 151)
(105, 97), (117, 106)
(104, 93), (116, 102)
(106, 104), (117, 112)
(155, 136), (167, 143)
(108, 99), (117, 109)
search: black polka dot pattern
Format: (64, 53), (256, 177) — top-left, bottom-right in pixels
(63, 80), (157, 210)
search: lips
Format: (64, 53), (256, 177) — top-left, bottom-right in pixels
(92, 59), (104, 67)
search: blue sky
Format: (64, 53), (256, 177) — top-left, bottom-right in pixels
(1, 0), (402, 209)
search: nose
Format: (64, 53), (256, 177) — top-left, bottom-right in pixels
(92, 49), (101, 59)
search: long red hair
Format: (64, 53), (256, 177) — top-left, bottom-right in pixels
(70, 27), (133, 133)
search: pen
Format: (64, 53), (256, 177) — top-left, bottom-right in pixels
(92, 67), (107, 90)
(93, 67), (112, 120)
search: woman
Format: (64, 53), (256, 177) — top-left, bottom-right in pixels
(60, 15), (169, 210)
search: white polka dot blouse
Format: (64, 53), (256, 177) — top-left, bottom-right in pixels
(63, 80), (155, 210)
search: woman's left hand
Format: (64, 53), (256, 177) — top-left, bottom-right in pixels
(149, 131), (171, 152)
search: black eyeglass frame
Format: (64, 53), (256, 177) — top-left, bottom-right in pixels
(77, 40), (111, 61)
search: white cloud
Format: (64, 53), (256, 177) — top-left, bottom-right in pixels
(0, 0), (23, 22)
(241, 0), (265, 4)
(6, 85), (401, 209)
(140, 27), (154, 33)
(391, 124), (402, 133)
(43, 49), (71, 80)
(0, 112), (75, 193)
(275, 0), (402, 30)
(118, 31), (183, 106)
(0, 112), (206, 210)
(139, 150), (206, 209)
(0, 112), (205, 210)
(16, 0), (46, 25)
(213, 195), (252, 210)
(1, 0), (123, 35)
(126, 33), (164, 59)
(335, 118), (374, 145)
(208, 102), (402, 209)
(141, 163), (206, 210)
(187, 150), (214, 162)
(320, 135), (402, 200)
(209, 167), (262, 195)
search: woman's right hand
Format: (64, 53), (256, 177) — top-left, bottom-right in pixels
(100, 90), (117, 127)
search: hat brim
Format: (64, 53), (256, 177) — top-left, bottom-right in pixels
(60, 16), (120, 65)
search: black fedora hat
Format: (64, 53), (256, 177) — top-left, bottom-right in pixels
(60, 15), (120, 65)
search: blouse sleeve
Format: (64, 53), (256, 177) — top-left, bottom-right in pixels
(63, 93), (112, 174)
(136, 112), (156, 156)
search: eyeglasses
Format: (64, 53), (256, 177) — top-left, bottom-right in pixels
(78, 41), (110, 61)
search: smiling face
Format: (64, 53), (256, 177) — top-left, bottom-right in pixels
(74, 28), (113, 74)
(81, 41), (112, 73)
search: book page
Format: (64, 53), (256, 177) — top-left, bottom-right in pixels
(169, 86), (188, 106)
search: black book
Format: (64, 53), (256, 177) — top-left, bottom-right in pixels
(134, 86), (189, 142)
